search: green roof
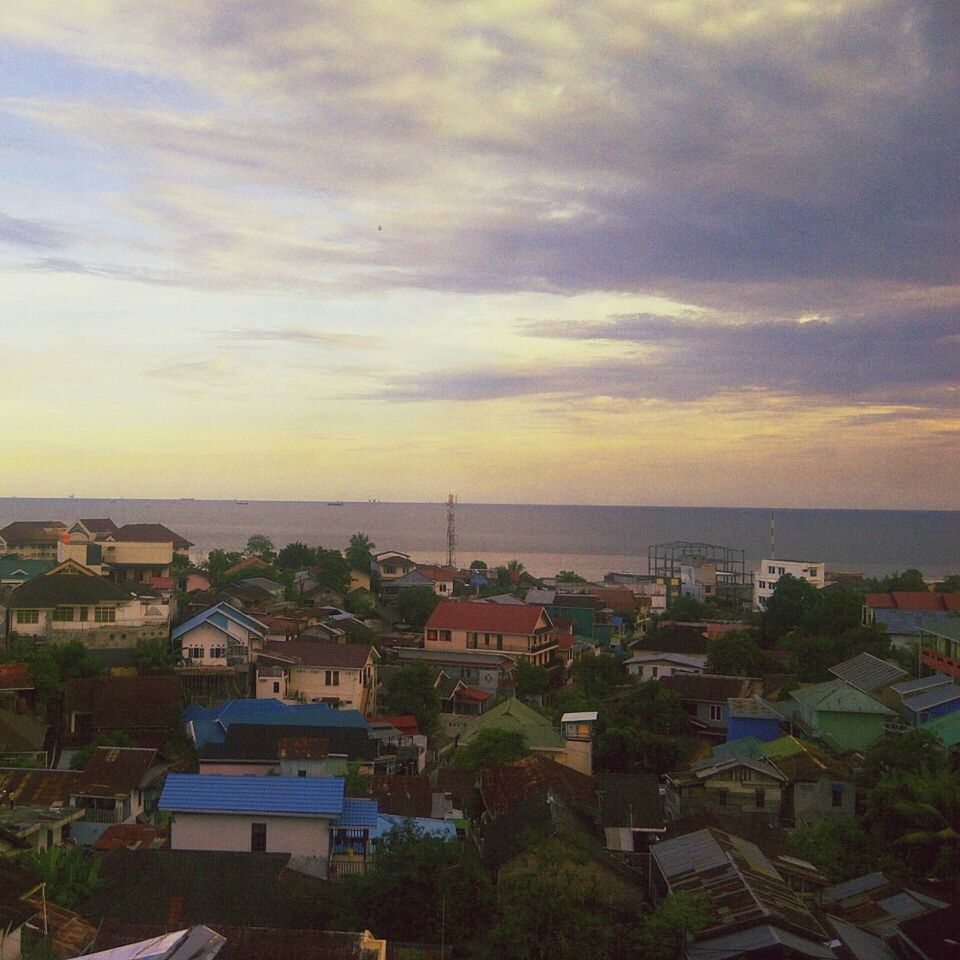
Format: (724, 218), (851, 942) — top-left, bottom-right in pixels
(711, 737), (764, 761)
(460, 697), (565, 751)
(920, 618), (960, 643)
(0, 558), (54, 581)
(758, 735), (809, 759)
(8, 573), (133, 608)
(789, 679), (893, 716)
(922, 711), (960, 748)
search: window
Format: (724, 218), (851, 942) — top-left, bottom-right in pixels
(755, 788), (766, 809)
(210, 646), (225, 659)
(709, 704), (722, 722)
(325, 670), (340, 686)
(16, 609), (39, 624)
(94, 606), (116, 623)
(768, 566), (775, 574)
(777, 567), (785, 575)
(439, 630), (452, 642)
(717, 788), (728, 807)
(651, 666), (658, 679)
(273, 681), (280, 694)
(53, 606), (74, 621)
(758, 580), (765, 589)
(189, 646), (203, 660)
(298, 769), (307, 778)
(251, 822), (267, 852)
(78, 606), (88, 621)
(427, 629), (438, 642)
(831, 783), (844, 808)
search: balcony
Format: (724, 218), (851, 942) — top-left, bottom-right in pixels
(329, 855), (372, 878)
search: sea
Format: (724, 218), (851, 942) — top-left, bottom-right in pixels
(1, 498), (957, 581)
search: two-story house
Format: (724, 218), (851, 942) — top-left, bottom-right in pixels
(0, 521), (67, 560)
(424, 602), (557, 667)
(173, 602), (269, 667)
(372, 551), (416, 596)
(660, 674), (763, 737)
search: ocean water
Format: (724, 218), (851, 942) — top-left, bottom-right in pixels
(1, 498), (957, 581)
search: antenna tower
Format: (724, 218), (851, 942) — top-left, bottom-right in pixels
(770, 512), (776, 560)
(446, 494), (457, 568)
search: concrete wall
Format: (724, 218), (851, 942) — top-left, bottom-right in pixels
(793, 779), (855, 824)
(288, 665), (367, 710)
(170, 811), (331, 858)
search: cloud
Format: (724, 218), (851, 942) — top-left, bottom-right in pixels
(217, 327), (382, 348)
(0, 212), (68, 250)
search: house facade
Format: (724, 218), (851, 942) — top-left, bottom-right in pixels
(753, 558), (825, 610)
(789, 679), (894, 751)
(174, 602), (268, 667)
(660, 674), (763, 737)
(0, 521), (67, 559)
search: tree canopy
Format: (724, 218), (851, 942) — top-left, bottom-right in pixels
(704, 631), (766, 676)
(276, 541), (316, 570)
(312, 547), (352, 594)
(393, 586), (441, 630)
(345, 532), (376, 571)
(451, 728), (530, 769)
(245, 534), (276, 562)
(383, 662), (441, 736)
(555, 570), (587, 583)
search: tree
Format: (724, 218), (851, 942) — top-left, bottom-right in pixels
(451, 728), (530, 769)
(704, 631), (766, 676)
(760, 574), (821, 644)
(204, 548), (243, 583)
(70, 730), (136, 770)
(393, 586), (440, 630)
(469, 559), (488, 570)
(517, 659), (550, 699)
(555, 570), (587, 583)
(612, 681), (688, 736)
(631, 893), (710, 960)
(570, 654), (630, 700)
(313, 547), (352, 594)
(660, 594), (720, 622)
(936, 574), (960, 593)
(19, 846), (103, 908)
(277, 541), (316, 570)
(383, 662), (441, 735)
(245, 534), (276, 562)
(799, 586), (863, 637)
(861, 728), (949, 788)
(133, 636), (175, 673)
(506, 559), (525, 572)
(345, 589), (378, 618)
(345, 533), (376, 572)
(1, 639), (102, 707)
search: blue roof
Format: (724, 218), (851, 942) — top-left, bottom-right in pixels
(172, 602), (268, 642)
(372, 814), (458, 842)
(337, 798), (379, 827)
(159, 773), (345, 816)
(184, 699), (370, 747)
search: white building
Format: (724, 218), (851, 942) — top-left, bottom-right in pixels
(753, 558), (825, 611)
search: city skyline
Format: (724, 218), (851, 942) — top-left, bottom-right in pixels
(2, 2), (958, 508)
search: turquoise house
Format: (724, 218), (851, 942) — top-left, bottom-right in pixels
(789, 680), (893, 752)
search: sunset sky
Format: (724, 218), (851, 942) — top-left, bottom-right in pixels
(1, 1), (957, 508)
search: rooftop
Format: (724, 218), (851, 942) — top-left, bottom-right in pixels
(76, 747), (158, 798)
(199, 723), (375, 763)
(0, 520), (66, 544)
(460, 697), (564, 751)
(661, 673), (763, 703)
(172, 602), (268, 642)
(110, 523), (193, 548)
(865, 591), (960, 613)
(426, 601), (550, 634)
(728, 696), (784, 721)
(261, 641), (375, 669)
(789, 679), (894, 715)
(597, 773), (663, 831)
(829, 652), (909, 693)
(9, 572), (133, 607)
(369, 775), (433, 818)
(159, 773), (345, 816)
(480, 754), (596, 818)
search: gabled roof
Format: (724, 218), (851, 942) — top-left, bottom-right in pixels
(159, 773), (345, 816)
(76, 747), (157, 798)
(261, 641), (375, 669)
(0, 558), (54, 581)
(198, 722), (375, 762)
(919, 618), (960, 643)
(865, 591), (960, 612)
(92, 823), (168, 852)
(369, 775), (433, 818)
(481, 755), (596, 818)
(0, 521), (66, 544)
(367, 715), (420, 737)
(459, 697), (564, 751)
(9, 572), (133, 607)
(687, 754), (787, 784)
(661, 673), (762, 703)
(413, 564), (459, 581)
(625, 652), (706, 669)
(110, 524), (193, 549)
(0, 767), (82, 806)
(64, 676), (183, 738)
(789, 679), (894, 715)
(426, 601), (551, 634)
(829, 652), (909, 693)
(172, 602), (268, 642)
(597, 773), (663, 831)
(75, 518), (119, 535)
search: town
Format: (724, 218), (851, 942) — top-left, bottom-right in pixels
(1, 517), (959, 960)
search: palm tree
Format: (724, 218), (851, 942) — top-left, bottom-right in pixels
(346, 532), (376, 571)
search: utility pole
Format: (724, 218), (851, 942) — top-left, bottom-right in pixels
(446, 493), (457, 569)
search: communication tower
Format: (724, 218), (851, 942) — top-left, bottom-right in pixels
(446, 493), (457, 568)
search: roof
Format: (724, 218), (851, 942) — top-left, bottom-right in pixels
(561, 711), (598, 723)
(597, 773), (663, 831)
(0, 766), (81, 805)
(480, 755), (596, 818)
(922, 710), (960, 747)
(8, 572), (133, 607)
(199, 723), (375, 763)
(758, 735), (850, 782)
(76, 747), (157, 797)
(436, 767), (477, 807)
(0, 558), (54, 581)
(625, 652), (706, 669)
(789, 679), (894, 715)
(661, 673), (763, 703)
(920, 618), (960, 643)
(728, 696), (784, 721)
(276, 736), (329, 760)
(459, 697), (565, 751)
(76, 518), (119, 534)
(826, 916), (898, 960)
(261, 642), (375, 669)
(336, 798), (379, 828)
(367, 715), (420, 737)
(865, 591), (960, 612)
(0, 520), (66, 544)
(92, 823), (168, 852)
(652, 828), (829, 947)
(896, 906), (960, 960)
(159, 773), (345, 816)
(172, 602), (268, 642)
(110, 523), (193, 548)
(426, 601), (550, 634)
(64, 676), (183, 740)
(369, 775), (433, 818)
(0, 662), (33, 691)
(238, 577), (285, 592)
(829, 652), (909, 692)
(902, 684), (960, 715)
(891, 673), (954, 697)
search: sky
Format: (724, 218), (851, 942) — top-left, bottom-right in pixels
(1, 1), (958, 508)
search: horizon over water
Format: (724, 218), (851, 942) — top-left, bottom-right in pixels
(1, 497), (957, 580)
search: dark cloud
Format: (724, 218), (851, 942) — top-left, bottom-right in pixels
(0, 212), (68, 250)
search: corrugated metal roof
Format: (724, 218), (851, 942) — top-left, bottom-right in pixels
(728, 696), (784, 720)
(159, 773), (344, 816)
(172, 602), (268, 641)
(920, 618), (960, 643)
(902, 685), (960, 714)
(336, 798), (378, 827)
(827, 916), (898, 960)
(922, 710), (960, 747)
(891, 674), (954, 696)
(652, 828), (729, 878)
(829, 652), (909, 692)
(789, 680), (894, 715)
(820, 872), (888, 904)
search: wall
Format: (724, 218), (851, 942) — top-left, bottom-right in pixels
(198, 761), (277, 775)
(754, 559), (824, 611)
(727, 716), (781, 743)
(180, 623), (236, 666)
(820, 711), (885, 752)
(101, 541), (173, 566)
(288, 665), (366, 711)
(792, 780), (855, 824)
(279, 757), (330, 777)
(170, 811), (331, 858)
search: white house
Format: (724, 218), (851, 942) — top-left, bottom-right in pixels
(753, 558), (825, 610)
(173, 602), (269, 667)
(624, 652), (707, 681)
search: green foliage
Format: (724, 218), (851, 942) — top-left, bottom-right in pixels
(660, 594), (721, 622)
(570, 654), (631, 700)
(866, 568), (928, 592)
(276, 541), (316, 570)
(704, 630), (766, 675)
(451, 728), (530, 769)
(203, 548), (243, 581)
(781, 624), (891, 683)
(19, 845), (103, 908)
(345, 588), (379, 618)
(0, 639), (102, 706)
(760, 574), (821, 644)
(133, 636), (174, 673)
(861, 729), (949, 788)
(393, 586), (441, 630)
(0, 754), (41, 768)
(555, 570), (587, 583)
(631, 893), (711, 960)
(517, 659), (550, 699)
(799, 587), (864, 636)
(789, 818), (883, 883)
(469, 559), (488, 569)
(312, 547), (353, 594)
(70, 729), (136, 769)
(344, 760), (370, 795)
(245, 534), (277, 562)
(936, 574), (960, 593)
(345, 532), (376, 572)
(384, 662), (441, 736)
(611, 681), (688, 736)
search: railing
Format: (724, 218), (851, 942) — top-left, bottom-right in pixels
(329, 855), (372, 878)
(77, 806), (124, 824)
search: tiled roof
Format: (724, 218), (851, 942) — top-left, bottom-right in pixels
(64, 676), (183, 735)
(77, 518), (119, 534)
(370, 775), (433, 818)
(111, 524), (193, 548)
(661, 673), (762, 703)
(481, 755), (596, 818)
(8, 572), (133, 607)
(829, 652), (909, 692)
(261, 642), (375, 669)
(0, 767), (81, 806)
(460, 697), (564, 751)
(0, 663), (33, 691)
(426, 601), (549, 634)
(337, 797), (379, 828)
(159, 773), (345, 816)
(414, 564), (459, 581)
(790, 679), (894, 715)
(0, 558), (54, 581)
(865, 591), (960, 612)
(172, 602), (268, 641)
(436, 767), (477, 807)
(597, 773), (663, 831)
(76, 747), (157, 798)
(0, 521), (66, 544)
(199, 723), (375, 762)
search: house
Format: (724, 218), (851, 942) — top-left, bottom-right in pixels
(372, 551), (416, 593)
(369, 775), (433, 818)
(397, 646), (519, 696)
(63, 675), (183, 749)
(173, 602), (268, 667)
(237, 577), (286, 600)
(257, 642), (377, 713)
(919, 617), (960, 680)
(597, 773), (665, 855)
(0, 521), (67, 559)
(434, 671), (493, 716)
(726, 696), (785, 743)
(863, 591), (960, 646)
(6, 561), (171, 648)
(0, 664), (35, 713)
(899, 681), (960, 727)
(71, 746), (159, 834)
(425, 601), (557, 667)
(624, 652), (706, 681)
(650, 828), (833, 958)
(789, 679), (894, 751)
(828, 651), (909, 697)
(660, 674), (763, 737)
(753, 558), (825, 610)
(525, 589), (619, 647)
(160, 772), (345, 859)
(367, 715), (428, 774)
